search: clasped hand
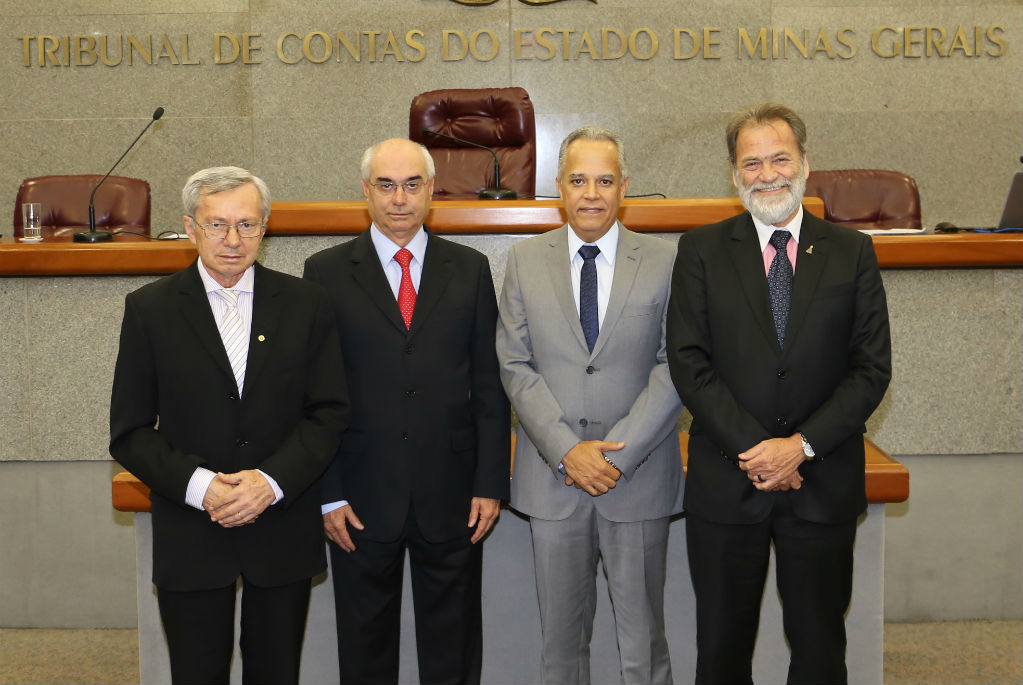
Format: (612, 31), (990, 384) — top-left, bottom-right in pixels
(562, 440), (624, 497)
(738, 434), (805, 492)
(203, 470), (274, 528)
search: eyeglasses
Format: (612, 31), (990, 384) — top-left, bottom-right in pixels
(194, 221), (265, 239)
(369, 180), (426, 196)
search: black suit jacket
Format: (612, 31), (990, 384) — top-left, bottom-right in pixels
(304, 229), (510, 544)
(110, 261), (349, 591)
(667, 210), (891, 525)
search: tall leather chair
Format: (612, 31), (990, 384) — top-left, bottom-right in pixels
(409, 87), (536, 199)
(13, 175), (151, 235)
(804, 169), (922, 230)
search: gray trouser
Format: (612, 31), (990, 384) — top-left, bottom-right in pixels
(530, 498), (673, 685)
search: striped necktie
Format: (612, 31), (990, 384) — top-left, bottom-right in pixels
(215, 289), (247, 394)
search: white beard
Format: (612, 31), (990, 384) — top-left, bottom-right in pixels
(737, 169), (806, 226)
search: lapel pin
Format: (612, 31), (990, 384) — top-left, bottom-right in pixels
(805, 245), (814, 254)
(257, 334), (266, 342)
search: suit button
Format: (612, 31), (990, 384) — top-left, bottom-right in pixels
(401, 432), (409, 441)
(777, 369), (787, 379)
(235, 439), (248, 447)
(405, 346), (415, 355)
(586, 365), (595, 374)
(776, 417), (788, 426)
(227, 391), (238, 400)
(579, 418), (588, 427)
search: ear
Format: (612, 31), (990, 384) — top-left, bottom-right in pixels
(361, 179), (372, 200)
(732, 168), (740, 189)
(801, 154), (810, 178)
(619, 176), (630, 198)
(555, 177), (563, 200)
(183, 215), (197, 246)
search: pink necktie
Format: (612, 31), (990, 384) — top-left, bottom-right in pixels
(394, 248), (416, 329)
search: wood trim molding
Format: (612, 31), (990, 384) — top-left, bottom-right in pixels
(112, 433), (908, 512)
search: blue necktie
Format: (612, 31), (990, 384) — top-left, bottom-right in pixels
(767, 230), (792, 346)
(578, 245), (601, 352)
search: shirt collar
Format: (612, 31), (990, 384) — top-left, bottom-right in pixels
(752, 205), (804, 252)
(567, 221), (620, 265)
(196, 258), (255, 294)
(370, 223), (428, 266)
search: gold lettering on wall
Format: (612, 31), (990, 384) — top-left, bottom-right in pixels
(12, 25), (1011, 67)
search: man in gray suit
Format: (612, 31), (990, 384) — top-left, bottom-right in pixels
(496, 126), (684, 685)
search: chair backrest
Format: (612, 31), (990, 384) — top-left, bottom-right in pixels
(804, 169), (921, 230)
(13, 175), (151, 231)
(409, 87), (536, 199)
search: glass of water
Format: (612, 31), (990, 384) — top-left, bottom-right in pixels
(20, 202), (43, 242)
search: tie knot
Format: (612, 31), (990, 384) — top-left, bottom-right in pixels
(394, 248), (413, 269)
(216, 289), (239, 307)
(578, 245), (601, 262)
(769, 230), (790, 251)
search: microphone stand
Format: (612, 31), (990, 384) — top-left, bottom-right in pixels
(422, 129), (517, 200)
(74, 107), (165, 243)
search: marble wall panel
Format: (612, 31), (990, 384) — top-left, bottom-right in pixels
(0, 278), (31, 461)
(23, 276), (159, 461)
(0, 1), (247, 16)
(870, 269), (1023, 455)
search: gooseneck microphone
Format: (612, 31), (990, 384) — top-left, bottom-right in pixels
(422, 128), (517, 200)
(74, 106), (165, 243)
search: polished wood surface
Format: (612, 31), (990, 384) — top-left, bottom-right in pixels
(5, 198), (1021, 276)
(112, 433), (908, 512)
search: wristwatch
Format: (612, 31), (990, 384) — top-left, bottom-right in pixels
(800, 432), (816, 460)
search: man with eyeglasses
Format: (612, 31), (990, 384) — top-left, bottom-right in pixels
(304, 138), (510, 684)
(110, 166), (349, 684)
(496, 126), (684, 684)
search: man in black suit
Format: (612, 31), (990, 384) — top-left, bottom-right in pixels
(666, 103), (892, 685)
(304, 138), (510, 685)
(110, 166), (349, 684)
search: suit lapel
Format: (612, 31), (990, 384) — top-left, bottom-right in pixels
(727, 213), (779, 351)
(348, 230), (409, 335)
(544, 226), (590, 354)
(176, 261), (237, 387)
(591, 227), (641, 358)
(408, 228), (454, 340)
(785, 211), (830, 349)
(244, 263), (283, 397)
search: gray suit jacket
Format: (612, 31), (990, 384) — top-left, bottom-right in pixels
(497, 224), (683, 522)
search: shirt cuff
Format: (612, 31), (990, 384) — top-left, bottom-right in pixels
(184, 467), (217, 511)
(256, 469), (284, 505)
(321, 500), (350, 515)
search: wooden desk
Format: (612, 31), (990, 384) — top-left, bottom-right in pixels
(112, 434), (908, 512)
(5, 199), (1020, 276)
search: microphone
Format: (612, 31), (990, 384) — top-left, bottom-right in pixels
(74, 106), (165, 243)
(422, 128), (517, 200)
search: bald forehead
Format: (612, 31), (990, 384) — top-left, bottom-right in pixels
(370, 139), (428, 180)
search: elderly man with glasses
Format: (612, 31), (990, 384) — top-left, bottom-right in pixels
(110, 166), (349, 684)
(304, 138), (510, 684)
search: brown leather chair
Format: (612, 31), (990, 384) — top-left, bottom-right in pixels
(409, 87), (536, 199)
(804, 169), (922, 230)
(13, 175), (151, 236)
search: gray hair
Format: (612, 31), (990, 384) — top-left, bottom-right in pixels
(557, 126), (628, 180)
(360, 139), (436, 182)
(182, 166), (271, 221)
(725, 102), (807, 166)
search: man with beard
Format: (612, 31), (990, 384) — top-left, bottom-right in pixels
(665, 103), (891, 685)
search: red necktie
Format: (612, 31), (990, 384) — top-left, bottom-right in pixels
(395, 248), (416, 329)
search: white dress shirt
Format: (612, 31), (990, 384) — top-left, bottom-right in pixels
(184, 259), (283, 511)
(567, 221), (619, 327)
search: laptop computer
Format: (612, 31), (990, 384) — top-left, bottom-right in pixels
(997, 172), (1022, 229)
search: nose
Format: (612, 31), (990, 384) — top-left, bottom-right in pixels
(759, 161), (780, 182)
(392, 184), (408, 203)
(223, 225), (242, 247)
(583, 179), (600, 198)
